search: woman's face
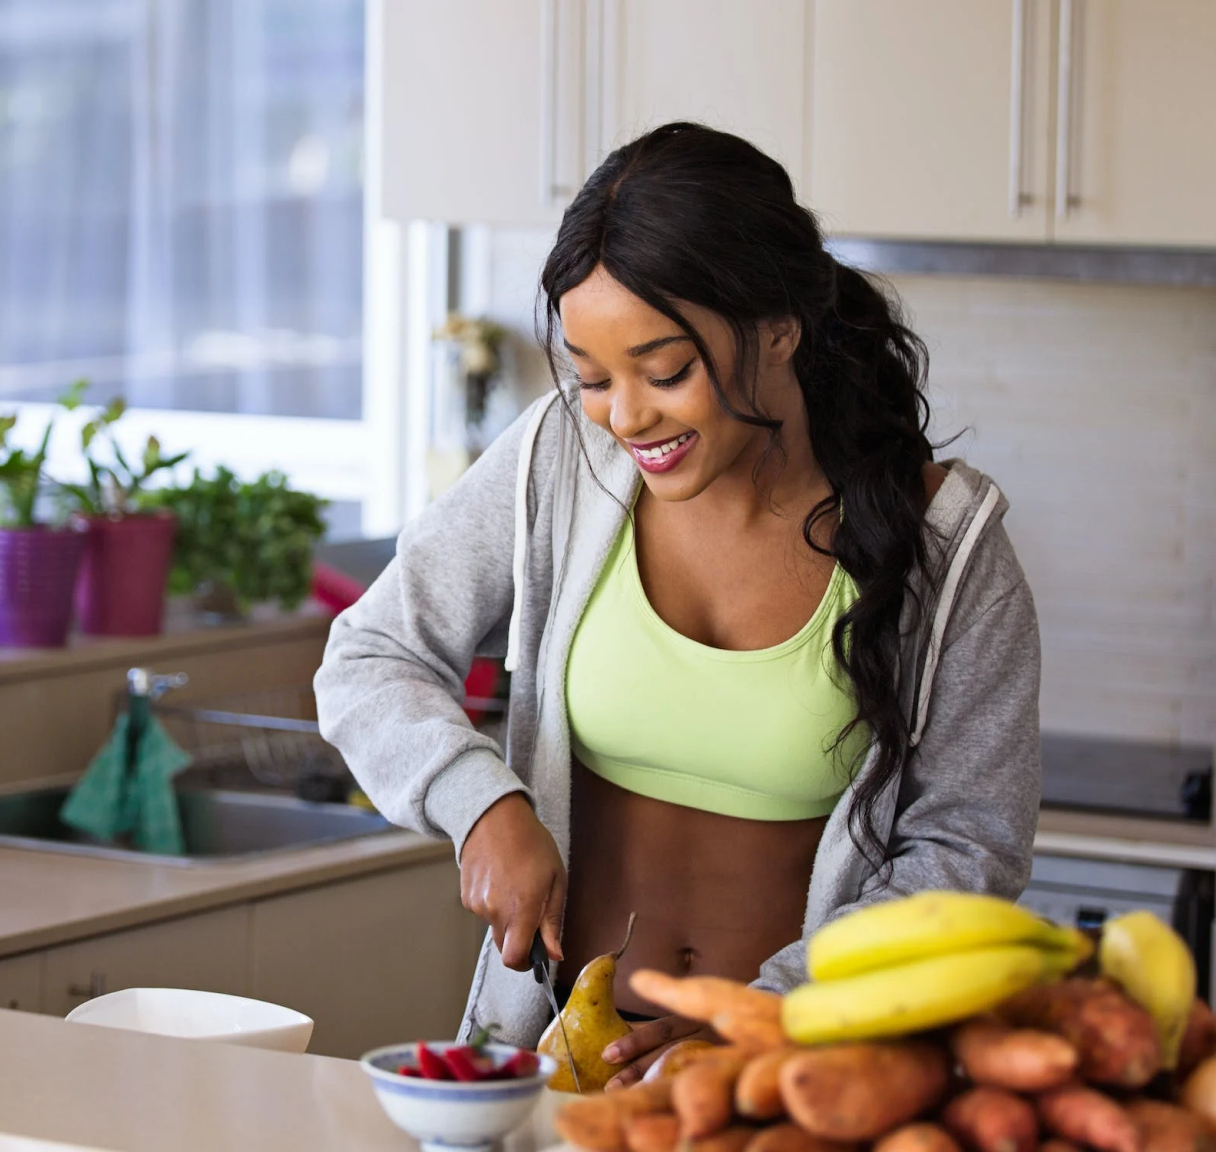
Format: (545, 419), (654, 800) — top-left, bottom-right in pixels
(559, 264), (802, 502)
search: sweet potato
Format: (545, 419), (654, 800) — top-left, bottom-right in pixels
(873, 1123), (963, 1152)
(713, 1009), (787, 1053)
(736, 1049), (799, 1120)
(779, 1040), (951, 1142)
(747, 1123), (858, 1152)
(643, 1040), (719, 1082)
(1179, 1001), (1216, 1081)
(949, 1017), (1077, 1092)
(689, 1126), (758, 1152)
(554, 1081), (675, 1152)
(1181, 1054), (1216, 1129)
(1034, 1084), (1141, 1152)
(1040, 1141), (1083, 1152)
(1126, 1098), (1216, 1152)
(629, 971), (783, 1027)
(940, 1086), (1037, 1152)
(999, 977), (1162, 1088)
(625, 1112), (681, 1152)
(673, 1052), (751, 1140)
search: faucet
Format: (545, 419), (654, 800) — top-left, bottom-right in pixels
(125, 668), (189, 780)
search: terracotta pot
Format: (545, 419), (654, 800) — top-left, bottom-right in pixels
(74, 511), (177, 636)
(0, 524), (88, 647)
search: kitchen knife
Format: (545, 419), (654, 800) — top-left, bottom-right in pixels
(530, 929), (581, 1093)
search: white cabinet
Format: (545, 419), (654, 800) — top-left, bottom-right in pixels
(378, 0), (588, 227)
(807, 0), (1054, 241)
(42, 906), (251, 1018)
(376, 0), (812, 227)
(807, 0), (1216, 247)
(250, 861), (484, 1059)
(604, 1), (809, 189)
(1053, 0), (1216, 247)
(0, 953), (42, 1013)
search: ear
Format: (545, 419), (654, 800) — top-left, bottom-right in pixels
(760, 316), (801, 366)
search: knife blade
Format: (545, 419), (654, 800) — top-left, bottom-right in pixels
(531, 930), (581, 1093)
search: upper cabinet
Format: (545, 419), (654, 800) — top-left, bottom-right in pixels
(604, 1), (809, 191)
(376, 0), (810, 227)
(807, 0), (1216, 247)
(378, 0), (1216, 247)
(379, 0), (588, 227)
(1053, 0), (1216, 247)
(807, 0), (1054, 242)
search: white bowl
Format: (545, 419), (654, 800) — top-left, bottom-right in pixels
(65, 987), (314, 1053)
(361, 1042), (556, 1152)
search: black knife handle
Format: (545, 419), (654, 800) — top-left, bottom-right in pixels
(530, 930), (548, 983)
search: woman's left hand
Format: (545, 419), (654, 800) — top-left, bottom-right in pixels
(601, 1017), (718, 1089)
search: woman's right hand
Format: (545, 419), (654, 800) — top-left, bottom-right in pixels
(459, 792), (567, 971)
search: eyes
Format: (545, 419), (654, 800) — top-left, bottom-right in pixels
(576, 358), (696, 393)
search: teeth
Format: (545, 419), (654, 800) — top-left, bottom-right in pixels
(636, 433), (691, 460)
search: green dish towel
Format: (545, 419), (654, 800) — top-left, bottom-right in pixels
(60, 714), (193, 856)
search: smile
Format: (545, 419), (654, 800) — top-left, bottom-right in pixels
(628, 432), (697, 473)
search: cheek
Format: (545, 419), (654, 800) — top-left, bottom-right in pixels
(579, 389), (612, 432)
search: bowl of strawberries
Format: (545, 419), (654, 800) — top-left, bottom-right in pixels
(360, 1028), (557, 1152)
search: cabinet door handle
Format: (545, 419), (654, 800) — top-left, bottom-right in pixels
(1055, 0), (1083, 218)
(67, 971), (106, 1000)
(1008, 0), (1033, 215)
(540, 0), (575, 206)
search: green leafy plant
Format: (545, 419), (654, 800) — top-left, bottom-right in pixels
(59, 380), (188, 516)
(148, 467), (328, 611)
(0, 383), (83, 527)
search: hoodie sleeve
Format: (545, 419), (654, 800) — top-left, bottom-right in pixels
(313, 397), (557, 860)
(753, 518), (1042, 995)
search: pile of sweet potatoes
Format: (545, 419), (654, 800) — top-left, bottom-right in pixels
(553, 975), (1216, 1152)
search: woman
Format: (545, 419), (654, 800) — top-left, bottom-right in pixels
(314, 122), (1041, 1086)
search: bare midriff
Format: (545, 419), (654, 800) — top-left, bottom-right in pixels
(558, 758), (827, 1017)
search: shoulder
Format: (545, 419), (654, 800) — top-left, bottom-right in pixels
(922, 461), (948, 507)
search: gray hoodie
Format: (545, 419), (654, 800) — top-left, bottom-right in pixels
(314, 390), (1042, 1045)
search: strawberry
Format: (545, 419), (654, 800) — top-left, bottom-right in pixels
(496, 1050), (541, 1080)
(443, 1045), (497, 1082)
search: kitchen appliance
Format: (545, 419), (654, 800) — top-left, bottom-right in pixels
(1031, 732), (1215, 999)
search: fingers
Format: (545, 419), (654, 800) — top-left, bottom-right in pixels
(500, 910), (540, 971)
(540, 870), (567, 962)
(604, 1016), (701, 1064)
(606, 1061), (646, 1090)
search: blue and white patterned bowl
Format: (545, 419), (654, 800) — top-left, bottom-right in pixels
(360, 1042), (557, 1152)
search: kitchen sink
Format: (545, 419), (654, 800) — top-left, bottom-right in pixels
(0, 786), (392, 866)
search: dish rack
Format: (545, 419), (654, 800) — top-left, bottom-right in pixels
(151, 685), (348, 790)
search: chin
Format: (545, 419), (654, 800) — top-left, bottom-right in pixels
(639, 470), (708, 502)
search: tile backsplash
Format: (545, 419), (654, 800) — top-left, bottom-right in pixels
(479, 228), (1216, 747)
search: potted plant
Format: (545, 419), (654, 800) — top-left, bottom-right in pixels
(150, 467), (327, 624)
(60, 382), (188, 636)
(0, 404), (88, 648)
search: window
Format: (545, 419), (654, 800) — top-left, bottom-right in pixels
(0, 0), (389, 537)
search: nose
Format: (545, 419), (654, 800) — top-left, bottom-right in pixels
(608, 380), (660, 442)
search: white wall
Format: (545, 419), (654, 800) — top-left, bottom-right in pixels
(473, 228), (1216, 747)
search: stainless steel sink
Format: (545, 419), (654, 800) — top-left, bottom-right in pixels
(0, 786), (392, 866)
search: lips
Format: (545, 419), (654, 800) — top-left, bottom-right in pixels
(628, 431), (698, 474)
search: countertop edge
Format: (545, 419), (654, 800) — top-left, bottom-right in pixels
(0, 831), (454, 959)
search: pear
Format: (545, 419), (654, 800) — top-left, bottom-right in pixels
(539, 912), (638, 1093)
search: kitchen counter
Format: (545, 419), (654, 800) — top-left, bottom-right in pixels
(0, 1007), (563, 1151)
(1035, 807), (1216, 870)
(0, 828), (449, 959)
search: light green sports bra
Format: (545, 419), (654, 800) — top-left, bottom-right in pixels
(566, 516), (868, 822)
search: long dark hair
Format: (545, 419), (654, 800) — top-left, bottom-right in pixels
(538, 122), (934, 868)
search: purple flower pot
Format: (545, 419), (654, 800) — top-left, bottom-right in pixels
(0, 525), (88, 648)
(74, 511), (177, 637)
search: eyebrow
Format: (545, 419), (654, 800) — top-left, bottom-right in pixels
(563, 334), (692, 359)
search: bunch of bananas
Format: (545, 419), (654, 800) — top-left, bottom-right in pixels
(782, 892), (1094, 1045)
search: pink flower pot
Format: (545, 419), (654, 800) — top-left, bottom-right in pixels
(0, 525), (88, 648)
(74, 511), (177, 637)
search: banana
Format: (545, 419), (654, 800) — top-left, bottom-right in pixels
(808, 890), (1092, 982)
(783, 941), (1083, 1045)
(1098, 910), (1196, 1071)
